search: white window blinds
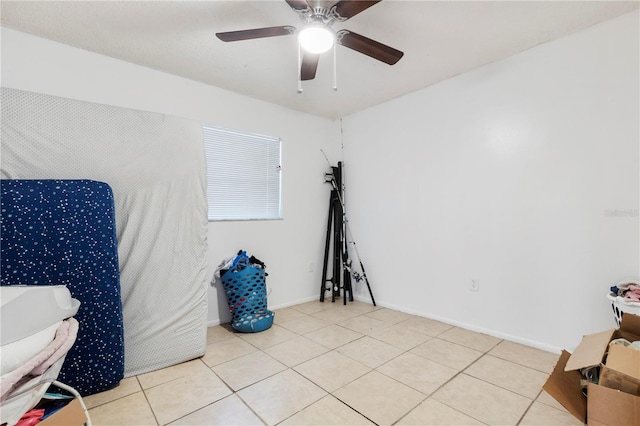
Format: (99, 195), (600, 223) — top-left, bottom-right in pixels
(203, 124), (282, 221)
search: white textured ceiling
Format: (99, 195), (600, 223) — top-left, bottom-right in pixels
(1, 1), (638, 119)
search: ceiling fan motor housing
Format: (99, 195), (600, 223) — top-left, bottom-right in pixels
(298, 6), (338, 26)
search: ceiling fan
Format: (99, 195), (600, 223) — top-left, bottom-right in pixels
(215, 0), (404, 85)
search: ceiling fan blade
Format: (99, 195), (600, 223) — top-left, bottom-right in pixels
(332, 0), (381, 20)
(337, 30), (403, 65)
(300, 51), (320, 80)
(216, 26), (296, 42)
(285, 0), (311, 12)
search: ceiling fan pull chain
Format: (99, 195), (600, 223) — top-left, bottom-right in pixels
(297, 42), (303, 93)
(333, 42), (338, 91)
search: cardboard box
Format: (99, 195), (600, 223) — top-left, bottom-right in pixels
(40, 399), (87, 426)
(543, 314), (640, 425)
(604, 344), (640, 379)
(587, 383), (640, 426)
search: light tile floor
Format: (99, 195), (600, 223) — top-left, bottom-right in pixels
(84, 300), (582, 425)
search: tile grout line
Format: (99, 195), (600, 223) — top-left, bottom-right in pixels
(138, 375), (161, 426)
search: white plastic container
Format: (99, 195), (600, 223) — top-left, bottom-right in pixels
(0, 285), (82, 426)
(607, 292), (640, 328)
(1, 285), (80, 346)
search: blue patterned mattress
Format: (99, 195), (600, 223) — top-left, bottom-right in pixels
(1, 179), (124, 395)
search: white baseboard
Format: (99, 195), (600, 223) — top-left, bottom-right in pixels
(208, 295), (563, 354)
(371, 299), (563, 354)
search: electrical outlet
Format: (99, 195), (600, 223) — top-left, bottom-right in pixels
(470, 277), (479, 292)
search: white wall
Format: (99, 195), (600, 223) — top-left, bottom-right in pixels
(342, 11), (639, 352)
(0, 28), (341, 325)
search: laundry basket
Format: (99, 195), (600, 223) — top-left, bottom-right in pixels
(607, 293), (640, 328)
(221, 263), (274, 333)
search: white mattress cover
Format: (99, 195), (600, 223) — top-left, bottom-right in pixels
(1, 88), (209, 377)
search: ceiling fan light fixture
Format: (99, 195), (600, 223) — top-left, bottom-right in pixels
(298, 24), (334, 54)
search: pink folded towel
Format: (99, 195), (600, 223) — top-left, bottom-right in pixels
(0, 318), (78, 401)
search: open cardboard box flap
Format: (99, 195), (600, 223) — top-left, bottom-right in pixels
(542, 350), (587, 422)
(565, 313), (640, 373)
(606, 344), (640, 379)
(622, 313), (640, 332)
(599, 343), (640, 397)
(564, 329), (613, 372)
(600, 364), (640, 396)
(617, 313), (640, 339)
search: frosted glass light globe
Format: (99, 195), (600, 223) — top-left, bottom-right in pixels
(298, 25), (334, 54)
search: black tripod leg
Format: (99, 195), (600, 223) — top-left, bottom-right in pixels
(320, 191), (334, 302)
(331, 194), (341, 303)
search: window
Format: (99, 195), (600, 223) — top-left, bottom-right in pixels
(202, 124), (282, 221)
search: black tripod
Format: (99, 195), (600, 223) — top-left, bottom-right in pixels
(320, 162), (351, 304)
(320, 161), (376, 306)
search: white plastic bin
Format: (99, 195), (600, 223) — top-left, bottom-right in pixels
(607, 293), (640, 328)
